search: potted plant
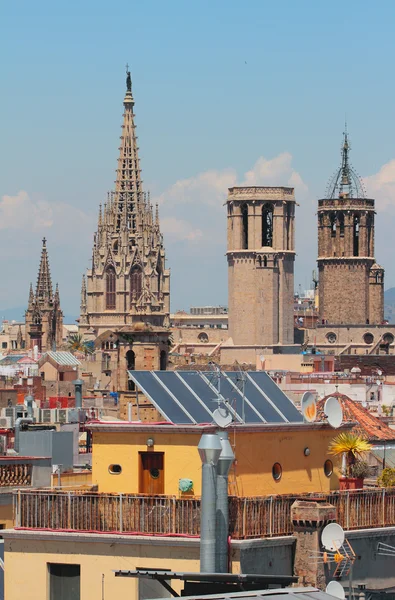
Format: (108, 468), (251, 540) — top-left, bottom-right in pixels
(328, 432), (372, 490)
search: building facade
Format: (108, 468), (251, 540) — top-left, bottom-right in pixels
(318, 132), (384, 326)
(25, 238), (63, 352)
(79, 71), (170, 338)
(227, 186), (296, 346)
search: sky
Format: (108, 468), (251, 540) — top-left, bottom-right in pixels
(3, 1), (395, 318)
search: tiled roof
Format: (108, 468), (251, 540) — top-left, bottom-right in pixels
(41, 351), (81, 366)
(316, 393), (395, 442)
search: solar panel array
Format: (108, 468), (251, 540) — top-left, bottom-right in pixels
(128, 370), (302, 425)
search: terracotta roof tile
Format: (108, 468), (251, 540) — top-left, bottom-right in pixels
(316, 393), (395, 442)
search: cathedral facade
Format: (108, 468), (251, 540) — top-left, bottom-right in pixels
(25, 238), (63, 352)
(79, 71), (170, 338)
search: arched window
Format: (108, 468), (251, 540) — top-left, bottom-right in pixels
(367, 213), (373, 256)
(262, 204), (273, 247)
(353, 214), (360, 256)
(330, 213), (336, 237)
(263, 255), (268, 267)
(130, 267), (142, 305)
(241, 204), (248, 249)
(160, 350), (167, 371)
(126, 349), (135, 391)
(105, 267), (116, 310)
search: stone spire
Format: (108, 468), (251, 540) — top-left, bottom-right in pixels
(80, 274), (87, 324)
(28, 283), (34, 309)
(35, 237), (53, 304)
(112, 68), (143, 232)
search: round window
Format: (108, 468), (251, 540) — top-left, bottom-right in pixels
(324, 459), (333, 477)
(272, 462), (282, 481)
(150, 468), (160, 479)
(383, 333), (394, 345)
(326, 332), (337, 344)
(109, 464), (122, 474)
(363, 333), (374, 345)
(198, 332), (209, 343)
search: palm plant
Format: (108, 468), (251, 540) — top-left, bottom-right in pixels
(67, 334), (93, 355)
(328, 432), (372, 478)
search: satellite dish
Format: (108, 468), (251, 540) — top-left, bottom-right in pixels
(213, 407), (232, 428)
(321, 522), (345, 551)
(326, 581), (345, 599)
(325, 396), (343, 428)
(301, 392), (317, 422)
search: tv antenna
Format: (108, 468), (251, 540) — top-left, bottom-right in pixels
(207, 362), (236, 425)
(301, 391), (317, 423)
(377, 541), (395, 557)
(325, 396), (343, 428)
(234, 361), (247, 423)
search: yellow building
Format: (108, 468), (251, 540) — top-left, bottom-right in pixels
(89, 421), (340, 496)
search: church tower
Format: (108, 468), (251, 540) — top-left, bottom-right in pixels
(227, 186), (296, 346)
(25, 238), (63, 352)
(318, 131), (384, 325)
(80, 70), (170, 336)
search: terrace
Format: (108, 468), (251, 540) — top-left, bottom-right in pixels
(14, 487), (395, 539)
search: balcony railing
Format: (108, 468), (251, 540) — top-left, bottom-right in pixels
(13, 488), (395, 539)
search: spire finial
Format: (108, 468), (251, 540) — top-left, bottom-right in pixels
(42, 237), (46, 247)
(126, 64), (132, 93)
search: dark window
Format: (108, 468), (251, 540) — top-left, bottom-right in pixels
(272, 462), (282, 481)
(126, 349), (135, 391)
(338, 213), (344, 237)
(330, 213), (336, 237)
(59, 372), (64, 382)
(1, 342), (7, 349)
(109, 464), (122, 474)
(160, 350), (167, 371)
(286, 202), (292, 249)
(363, 332), (374, 345)
(241, 203), (248, 249)
(105, 267), (116, 310)
(130, 267), (143, 304)
(324, 460), (333, 477)
(48, 563), (80, 600)
(367, 213), (373, 256)
(262, 204), (273, 247)
(353, 215), (360, 256)
(263, 255), (268, 267)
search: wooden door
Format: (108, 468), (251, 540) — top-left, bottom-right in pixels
(139, 452), (164, 494)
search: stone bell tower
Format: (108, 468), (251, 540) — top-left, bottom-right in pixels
(318, 131), (384, 325)
(227, 186), (296, 346)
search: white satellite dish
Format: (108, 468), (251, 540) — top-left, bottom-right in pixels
(321, 522), (345, 552)
(325, 396), (343, 428)
(213, 407), (232, 428)
(301, 391), (317, 423)
(326, 581), (345, 599)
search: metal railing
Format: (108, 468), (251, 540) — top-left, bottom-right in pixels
(13, 488), (395, 539)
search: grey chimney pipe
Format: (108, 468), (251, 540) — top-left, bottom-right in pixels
(14, 418), (33, 454)
(25, 395), (34, 419)
(198, 433), (222, 573)
(215, 430), (235, 573)
(73, 379), (84, 410)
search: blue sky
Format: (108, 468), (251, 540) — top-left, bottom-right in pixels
(2, 1), (395, 317)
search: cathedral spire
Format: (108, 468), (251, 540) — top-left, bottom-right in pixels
(113, 67), (143, 232)
(28, 283), (34, 308)
(35, 238), (53, 303)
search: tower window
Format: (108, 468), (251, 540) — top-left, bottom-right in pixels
(262, 204), (273, 247)
(130, 266), (142, 305)
(241, 204), (248, 249)
(338, 213), (344, 237)
(353, 215), (360, 256)
(367, 213), (373, 256)
(105, 267), (116, 310)
(330, 213), (336, 237)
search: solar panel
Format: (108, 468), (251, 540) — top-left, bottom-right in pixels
(225, 372), (284, 423)
(176, 371), (228, 418)
(247, 372), (303, 423)
(154, 371), (213, 424)
(202, 372), (262, 423)
(129, 371), (194, 424)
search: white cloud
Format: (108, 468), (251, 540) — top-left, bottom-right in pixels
(364, 160), (395, 212)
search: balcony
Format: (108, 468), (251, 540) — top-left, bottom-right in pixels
(13, 488), (395, 539)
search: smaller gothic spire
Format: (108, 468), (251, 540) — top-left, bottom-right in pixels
(54, 283), (60, 304)
(28, 283), (34, 308)
(155, 203), (159, 226)
(98, 204), (102, 227)
(35, 238), (53, 303)
(80, 275), (87, 309)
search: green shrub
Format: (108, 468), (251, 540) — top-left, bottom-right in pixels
(378, 467), (395, 487)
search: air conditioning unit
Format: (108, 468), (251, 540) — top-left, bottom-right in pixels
(58, 409), (68, 424)
(41, 409), (52, 423)
(0, 417), (12, 429)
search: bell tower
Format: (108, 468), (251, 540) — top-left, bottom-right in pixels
(227, 186), (296, 346)
(318, 131), (384, 325)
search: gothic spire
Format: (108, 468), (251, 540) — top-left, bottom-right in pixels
(113, 67), (143, 231)
(28, 283), (34, 308)
(80, 274), (87, 318)
(35, 238), (53, 303)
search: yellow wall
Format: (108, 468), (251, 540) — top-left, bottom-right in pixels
(92, 427), (338, 496)
(4, 535), (205, 600)
(51, 470), (92, 488)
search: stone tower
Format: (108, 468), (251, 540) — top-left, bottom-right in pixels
(227, 186), (296, 346)
(80, 70), (170, 337)
(318, 132), (384, 325)
(25, 238), (63, 352)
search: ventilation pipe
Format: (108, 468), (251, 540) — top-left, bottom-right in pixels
(14, 418), (33, 454)
(127, 402), (132, 421)
(198, 433), (222, 573)
(215, 430), (235, 573)
(73, 379), (84, 410)
(25, 395), (34, 419)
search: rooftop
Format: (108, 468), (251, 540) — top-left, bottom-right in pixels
(39, 351), (81, 367)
